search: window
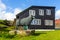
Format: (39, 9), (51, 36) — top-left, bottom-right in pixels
(31, 19), (41, 25)
(45, 20), (53, 26)
(46, 9), (51, 15)
(39, 9), (44, 16)
(29, 10), (35, 16)
(16, 19), (19, 25)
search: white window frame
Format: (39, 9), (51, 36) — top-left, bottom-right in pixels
(31, 19), (41, 25)
(46, 9), (51, 15)
(39, 9), (44, 16)
(29, 10), (35, 16)
(45, 20), (53, 26)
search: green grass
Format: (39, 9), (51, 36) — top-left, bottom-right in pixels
(0, 24), (7, 27)
(0, 30), (60, 40)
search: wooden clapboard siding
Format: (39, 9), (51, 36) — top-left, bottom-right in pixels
(16, 6), (55, 29)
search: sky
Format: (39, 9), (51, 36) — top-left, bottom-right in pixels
(0, 0), (60, 20)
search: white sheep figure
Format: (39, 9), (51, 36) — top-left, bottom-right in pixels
(16, 15), (35, 30)
(20, 15), (34, 25)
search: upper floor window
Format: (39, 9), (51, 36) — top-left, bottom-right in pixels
(46, 9), (51, 15)
(29, 10), (35, 16)
(31, 19), (41, 25)
(45, 20), (53, 26)
(39, 9), (44, 16)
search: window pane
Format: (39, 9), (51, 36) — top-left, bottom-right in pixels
(39, 9), (44, 16)
(46, 9), (51, 15)
(45, 20), (53, 26)
(31, 19), (35, 25)
(38, 19), (41, 25)
(45, 20), (49, 25)
(31, 19), (41, 25)
(49, 20), (53, 26)
(29, 10), (35, 16)
(35, 19), (38, 25)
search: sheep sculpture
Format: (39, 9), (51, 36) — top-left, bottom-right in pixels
(9, 15), (35, 36)
(20, 15), (34, 25)
(16, 15), (35, 30)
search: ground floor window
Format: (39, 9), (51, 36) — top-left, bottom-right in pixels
(31, 19), (41, 25)
(45, 20), (53, 26)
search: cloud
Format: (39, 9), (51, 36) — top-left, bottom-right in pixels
(56, 10), (60, 19)
(14, 8), (22, 16)
(0, 0), (22, 20)
(0, 0), (6, 10)
(0, 8), (21, 20)
(7, 8), (22, 20)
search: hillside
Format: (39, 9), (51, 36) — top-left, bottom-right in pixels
(0, 19), (14, 31)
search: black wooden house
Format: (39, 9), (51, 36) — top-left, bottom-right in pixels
(16, 6), (55, 29)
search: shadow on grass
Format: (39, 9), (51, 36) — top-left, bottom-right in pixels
(5, 35), (15, 39)
(0, 27), (10, 32)
(31, 32), (47, 36)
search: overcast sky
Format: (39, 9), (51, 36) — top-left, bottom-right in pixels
(0, 0), (60, 20)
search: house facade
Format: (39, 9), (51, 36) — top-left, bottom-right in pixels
(16, 6), (55, 29)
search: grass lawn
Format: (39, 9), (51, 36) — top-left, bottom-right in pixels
(0, 30), (60, 40)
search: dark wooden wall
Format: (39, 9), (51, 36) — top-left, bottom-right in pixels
(16, 6), (55, 29)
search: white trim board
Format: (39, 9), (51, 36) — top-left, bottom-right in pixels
(35, 29), (55, 31)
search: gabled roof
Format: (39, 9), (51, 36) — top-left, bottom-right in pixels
(16, 6), (55, 16)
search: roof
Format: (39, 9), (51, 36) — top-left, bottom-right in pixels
(16, 6), (55, 16)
